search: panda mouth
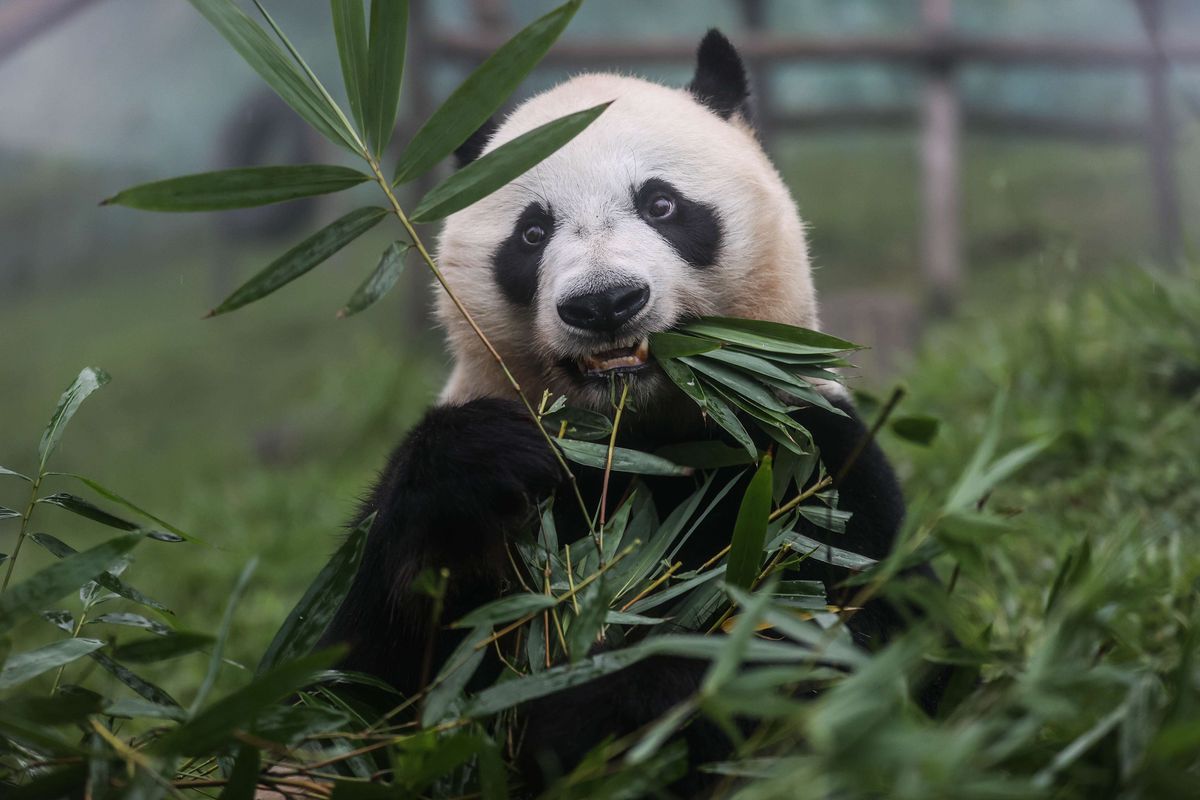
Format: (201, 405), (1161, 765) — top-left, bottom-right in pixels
(577, 338), (650, 376)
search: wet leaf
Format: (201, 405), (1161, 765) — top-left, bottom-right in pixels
(102, 165), (369, 211)
(38, 367), (110, 472)
(393, 0), (581, 183)
(411, 103), (609, 222)
(210, 206), (387, 316)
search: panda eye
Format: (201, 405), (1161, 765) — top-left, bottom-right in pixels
(646, 193), (676, 220)
(522, 224), (546, 246)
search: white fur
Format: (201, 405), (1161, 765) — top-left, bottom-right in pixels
(434, 73), (819, 413)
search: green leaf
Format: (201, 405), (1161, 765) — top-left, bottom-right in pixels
(556, 438), (691, 476)
(249, 705), (350, 746)
(725, 455), (773, 590)
(91, 651), (181, 708)
(339, 240), (408, 317)
(0, 465), (31, 482)
(679, 317), (859, 354)
(567, 576), (612, 663)
(210, 206), (387, 317)
(780, 531), (878, 572)
(153, 648), (343, 756)
(0, 533), (141, 633)
(331, 0), (369, 133)
(58, 474), (199, 543)
(365, 0), (408, 156)
(102, 165), (370, 211)
(465, 646), (650, 716)
(411, 102), (609, 223)
(104, 697), (186, 721)
(0, 638), (106, 689)
(220, 745), (262, 800)
(87, 612), (173, 636)
(0, 693), (103, 726)
(657, 358), (756, 456)
(542, 406), (613, 441)
(113, 632), (214, 663)
(653, 441), (755, 469)
(192, 559), (257, 714)
(890, 414), (940, 445)
(648, 331), (722, 359)
(31, 534), (172, 614)
(453, 593), (556, 628)
(38, 367), (110, 472)
(393, 0), (581, 183)
(257, 514), (370, 675)
(798, 504), (852, 534)
(186, 0), (358, 150)
(39, 492), (179, 541)
(704, 584), (774, 691)
(0, 506), (18, 522)
(422, 624), (491, 727)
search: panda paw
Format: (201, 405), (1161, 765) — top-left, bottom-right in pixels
(376, 398), (564, 541)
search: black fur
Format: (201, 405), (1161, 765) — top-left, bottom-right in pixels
(492, 202), (554, 307)
(454, 117), (500, 168)
(318, 399), (561, 694)
(635, 178), (724, 268)
(688, 29), (751, 121)
(320, 389), (939, 792)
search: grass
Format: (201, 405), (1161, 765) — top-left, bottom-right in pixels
(0, 235), (441, 696)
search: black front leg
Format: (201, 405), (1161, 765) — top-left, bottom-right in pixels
(320, 398), (562, 697)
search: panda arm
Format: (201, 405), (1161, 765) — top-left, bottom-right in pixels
(319, 398), (561, 696)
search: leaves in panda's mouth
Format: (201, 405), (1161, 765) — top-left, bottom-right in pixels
(650, 318), (860, 457)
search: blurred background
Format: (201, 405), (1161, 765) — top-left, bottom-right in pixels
(2, 0), (1198, 685)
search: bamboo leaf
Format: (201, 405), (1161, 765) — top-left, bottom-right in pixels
(365, 0), (408, 156)
(453, 593), (556, 628)
(186, 0), (359, 150)
(648, 331), (722, 359)
(38, 367), (110, 472)
(0, 533), (141, 633)
(890, 414), (940, 445)
(192, 559), (258, 714)
(657, 358), (756, 456)
(113, 632), (214, 663)
(422, 624), (490, 727)
(393, 0), (581, 183)
(541, 406), (612, 441)
(102, 165), (370, 211)
(87, 612), (173, 637)
(780, 531), (878, 572)
(0, 507), (18, 522)
(556, 438), (691, 476)
(726, 455), (773, 590)
(38, 492), (180, 542)
(209, 206), (387, 317)
(104, 698), (187, 721)
(31, 533), (172, 615)
(410, 103), (609, 222)
(0, 638), (106, 689)
(0, 466), (31, 482)
(220, 745), (262, 800)
(57, 474), (199, 544)
(339, 241), (408, 317)
(93, 651), (181, 708)
(331, 0), (369, 133)
(257, 514), (370, 675)
(679, 317), (859, 355)
(154, 648), (343, 756)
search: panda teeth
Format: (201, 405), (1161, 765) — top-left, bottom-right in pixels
(580, 338), (651, 375)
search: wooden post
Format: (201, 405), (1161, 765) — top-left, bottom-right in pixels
(739, 0), (778, 151)
(1136, 0), (1183, 265)
(919, 0), (962, 313)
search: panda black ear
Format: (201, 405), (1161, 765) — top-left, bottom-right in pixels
(454, 117), (500, 168)
(687, 29), (750, 121)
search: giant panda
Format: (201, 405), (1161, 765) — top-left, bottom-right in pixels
(320, 29), (937, 793)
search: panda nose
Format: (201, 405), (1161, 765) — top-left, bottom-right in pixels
(557, 284), (650, 333)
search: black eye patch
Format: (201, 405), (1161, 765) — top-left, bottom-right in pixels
(492, 203), (554, 307)
(634, 178), (723, 268)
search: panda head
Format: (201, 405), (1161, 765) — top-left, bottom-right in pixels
(435, 30), (818, 415)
